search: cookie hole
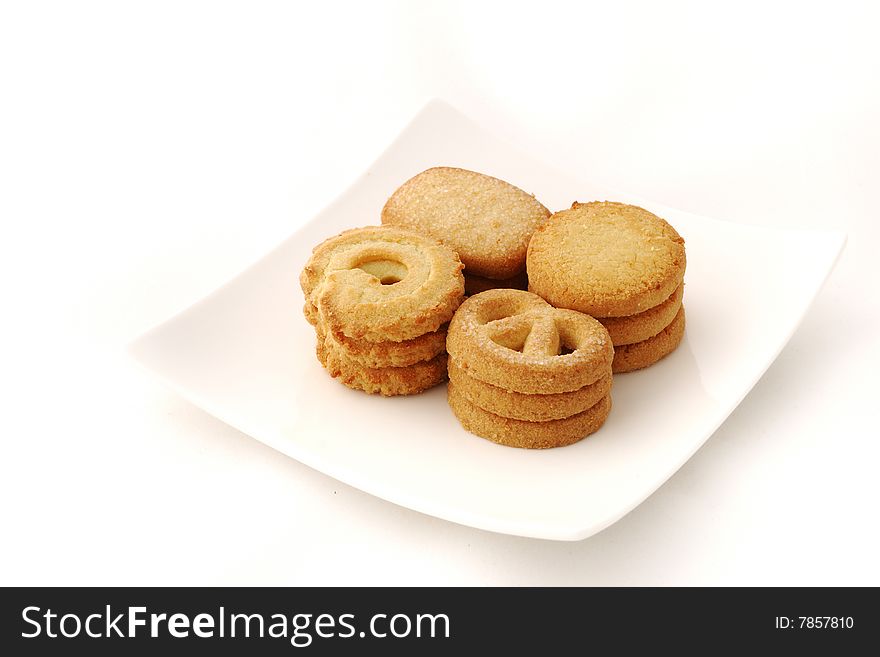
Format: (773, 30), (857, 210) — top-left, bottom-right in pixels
(489, 324), (530, 353)
(478, 300), (530, 325)
(492, 335), (526, 353)
(555, 323), (581, 357)
(356, 259), (408, 285)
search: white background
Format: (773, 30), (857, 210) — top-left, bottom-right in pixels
(1, 0), (878, 585)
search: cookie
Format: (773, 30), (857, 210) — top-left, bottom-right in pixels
(612, 306), (686, 373)
(448, 359), (611, 421)
(316, 331), (448, 395)
(446, 289), (613, 394)
(303, 300), (319, 326)
(381, 167), (550, 279)
(527, 201), (686, 317)
(448, 383), (612, 449)
(322, 324), (447, 368)
(300, 225), (464, 342)
(464, 270), (528, 296)
(599, 283), (684, 346)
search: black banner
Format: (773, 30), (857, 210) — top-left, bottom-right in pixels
(1, 587), (874, 654)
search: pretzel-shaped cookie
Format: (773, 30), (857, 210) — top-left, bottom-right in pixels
(446, 289), (613, 394)
(300, 226), (464, 342)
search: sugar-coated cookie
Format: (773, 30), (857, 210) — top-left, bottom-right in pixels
(448, 359), (611, 421)
(446, 289), (613, 394)
(300, 225), (464, 342)
(612, 307), (686, 373)
(527, 201), (686, 317)
(381, 167), (550, 279)
(599, 283), (684, 346)
(448, 383), (612, 449)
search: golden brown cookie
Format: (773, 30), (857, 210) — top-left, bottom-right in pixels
(300, 225), (464, 342)
(316, 330), (448, 395)
(303, 300), (319, 326)
(612, 306), (686, 373)
(599, 283), (684, 346)
(321, 324), (447, 368)
(446, 289), (613, 394)
(527, 201), (686, 317)
(381, 167), (550, 279)
(448, 359), (611, 421)
(448, 383), (612, 449)
(464, 270), (528, 296)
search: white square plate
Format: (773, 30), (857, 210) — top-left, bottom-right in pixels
(130, 100), (845, 540)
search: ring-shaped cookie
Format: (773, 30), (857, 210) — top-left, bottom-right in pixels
(316, 331), (448, 396)
(318, 324), (447, 368)
(300, 226), (464, 342)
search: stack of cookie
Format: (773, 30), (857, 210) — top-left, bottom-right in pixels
(527, 202), (686, 373)
(446, 289), (614, 449)
(300, 225), (465, 395)
(381, 167), (549, 296)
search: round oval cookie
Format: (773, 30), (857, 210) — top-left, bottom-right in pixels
(316, 331), (448, 396)
(448, 359), (612, 421)
(448, 384), (612, 449)
(612, 306), (686, 373)
(446, 289), (613, 394)
(599, 283), (684, 346)
(300, 226), (464, 342)
(381, 167), (550, 279)
(527, 201), (686, 317)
